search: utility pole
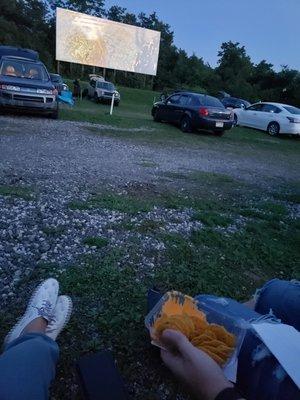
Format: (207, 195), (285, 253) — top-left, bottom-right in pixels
(57, 61), (60, 74)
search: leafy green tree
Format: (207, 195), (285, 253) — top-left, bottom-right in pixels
(217, 41), (255, 99)
(106, 5), (126, 22)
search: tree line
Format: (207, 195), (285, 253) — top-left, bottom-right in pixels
(1, 0), (299, 105)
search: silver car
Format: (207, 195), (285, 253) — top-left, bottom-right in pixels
(87, 74), (120, 106)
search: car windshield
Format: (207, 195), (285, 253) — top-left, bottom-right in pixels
(283, 105), (300, 115)
(97, 81), (115, 91)
(0, 59), (49, 81)
(198, 95), (224, 108)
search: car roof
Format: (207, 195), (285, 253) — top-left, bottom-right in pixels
(171, 91), (210, 97)
(1, 55), (43, 64)
(254, 102), (291, 108)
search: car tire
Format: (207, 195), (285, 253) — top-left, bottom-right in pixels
(114, 101), (119, 107)
(50, 108), (59, 120)
(153, 108), (161, 122)
(181, 116), (193, 133)
(233, 114), (238, 126)
(267, 122), (280, 136)
(94, 93), (99, 103)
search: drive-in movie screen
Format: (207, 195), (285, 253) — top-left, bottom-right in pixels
(56, 7), (161, 75)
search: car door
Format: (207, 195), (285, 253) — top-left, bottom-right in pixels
(175, 94), (190, 123)
(260, 104), (282, 130)
(242, 104), (264, 128)
(161, 94), (181, 122)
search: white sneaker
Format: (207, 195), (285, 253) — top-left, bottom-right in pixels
(5, 278), (59, 345)
(45, 295), (73, 341)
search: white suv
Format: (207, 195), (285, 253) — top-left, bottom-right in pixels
(87, 74), (120, 106)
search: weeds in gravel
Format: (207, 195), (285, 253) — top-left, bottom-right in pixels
(69, 193), (153, 214)
(0, 188), (299, 399)
(135, 219), (165, 234)
(0, 185), (32, 200)
(83, 236), (109, 248)
(42, 226), (66, 236)
(191, 211), (232, 227)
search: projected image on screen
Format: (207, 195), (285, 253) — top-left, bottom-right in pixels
(56, 8), (161, 76)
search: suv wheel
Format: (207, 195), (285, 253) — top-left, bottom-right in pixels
(233, 114), (238, 126)
(181, 116), (192, 133)
(267, 122), (280, 136)
(50, 108), (59, 120)
(94, 93), (99, 103)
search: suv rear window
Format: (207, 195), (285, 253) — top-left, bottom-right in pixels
(198, 95), (224, 108)
(0, 59), (49, 81)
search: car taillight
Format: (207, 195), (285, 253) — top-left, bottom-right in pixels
(199, 107), (209, 116)
(287, 116), (300, 123)
(230, 111), (234, 119)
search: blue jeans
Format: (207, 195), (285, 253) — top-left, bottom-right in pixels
(0, 333), (59, 400)
(148, 279), (300, 400)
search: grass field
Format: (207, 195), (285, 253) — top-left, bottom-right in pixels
(0, 83), (299, 399)
(60, 83), (300, 154)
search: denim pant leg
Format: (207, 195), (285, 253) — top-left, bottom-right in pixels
(0, 333), (59, 400)
(255, 279), (300, 331)
(195, 294), (300, 400)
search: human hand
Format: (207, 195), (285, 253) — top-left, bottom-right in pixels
(160, 329), (233, 400)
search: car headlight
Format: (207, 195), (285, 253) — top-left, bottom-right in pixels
(37, 89), (53, 95)
(0, 84), (21, 91)
(114, 91), (120, 98)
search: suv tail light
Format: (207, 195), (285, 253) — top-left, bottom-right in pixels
(199, 107), (209, 117)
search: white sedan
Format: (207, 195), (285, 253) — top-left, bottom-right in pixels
(233, 102), (300, 136)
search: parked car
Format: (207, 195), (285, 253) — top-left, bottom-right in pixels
(233, 102), (300, 136)
(0, 46), (58, 119)
(221, 96), (251, 110)
(87, 74), (120, 106)
(151, 92), (233, 135)
(49, 73), (69, 94)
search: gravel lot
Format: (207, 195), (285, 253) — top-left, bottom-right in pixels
(0, 115), (299, 301)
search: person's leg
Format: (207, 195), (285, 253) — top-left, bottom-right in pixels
(196, 293), (300, 400)
(195, 294), (261, 322)
(0, 278), (72, 400)
(254, 279), (300, 330)
(0, 333), (59, 400)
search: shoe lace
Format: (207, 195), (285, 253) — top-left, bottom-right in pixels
(32, 300), (53, 321)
